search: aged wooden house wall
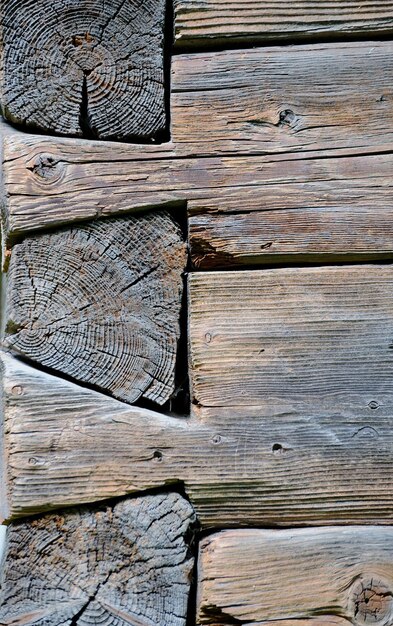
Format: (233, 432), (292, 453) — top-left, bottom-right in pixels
(1, 1), (393, 624)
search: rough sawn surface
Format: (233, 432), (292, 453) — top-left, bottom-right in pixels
(0, 493), (196, 626)
(4, 211), (187, 406)
(1, 0), (167, 140)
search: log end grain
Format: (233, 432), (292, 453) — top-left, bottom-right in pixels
(0, 492), (196, 626)
(1, 0), (168, 140)
(3, 212), (187, 406)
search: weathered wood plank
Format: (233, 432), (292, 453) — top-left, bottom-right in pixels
(174, 1), (393, 48)
(171, 41), (393, 157)
(0, 492), (196, 626)
(3, 212), (186, 406)
(189, 200), (393, 268)
(189, 265), (393, 409)
(197, 527), (393, 625)
(3, 137), (393, 265)
(4, 350), (393, 527)
(1, 0), (167, 140)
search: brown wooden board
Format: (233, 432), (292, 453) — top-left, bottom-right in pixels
(3, 265), (393, 527)
(3, 212), (186, 406)
(189, 191), (393, 269)
(174, 1), (393, 48)
(1, 0), (167, 140)
(197, 527), (393, 625)
(0, 492), (196, 626)
(189, 264), (393, 410)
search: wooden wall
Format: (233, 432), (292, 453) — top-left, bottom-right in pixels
(1, 1), (393, 624)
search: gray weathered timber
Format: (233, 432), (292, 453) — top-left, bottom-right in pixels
(3, 39), (393, 252)
(1, 0), (167, 140)
(0, 493), (196, 626)
(189, 200), (393, 269)
(197, 527), (393, 625)
(189, 265), (393, 409)
(3, 323), (393, 527)
(3, 139), (393, 270)
(174, 1), (393, 48)
(3, 212), (186, 406)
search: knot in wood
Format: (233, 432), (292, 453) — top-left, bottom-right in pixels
(29, 153), (64, 183)
(350, 576), (393, 626)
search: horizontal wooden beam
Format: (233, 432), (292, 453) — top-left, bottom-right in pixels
(3, 138), (393, 267)
(197, 527), (393, 625)
(188, 188), (393, 268)
(189, 264), (393, 409)
(174, 1), (393, 48)
(0, 493), (195, 626)
(4, 261), (393, 526)
(173, 41), (393, 159)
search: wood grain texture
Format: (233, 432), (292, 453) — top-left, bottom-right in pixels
(171, 41), (393, 157)
(197, 527), (393, 625)
(189, 201), (393, 269)
(3, 40), (393, 251)
(3, 212), (186, 406)
(0, 492), (196, 626)
(1, 0), (167, 140)
(4, 349), (393, 527)
(3, 138), (393, 266)
(189, 265), (393, 410)
(174, 1), (393, 47)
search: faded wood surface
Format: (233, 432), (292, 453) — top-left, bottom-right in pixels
(1, 0), (167, 140)
(3, 142), (393, 270)
(189, 202), (393, 268)
(3, 339), (393, 527)
(0, 492), (195, 626)
(189, 265), (393, 409)
(3, 212), (186, 406)
(2, 39), (393, 263)
(197, 527), (393, 625)
(174, 1), (393, 47)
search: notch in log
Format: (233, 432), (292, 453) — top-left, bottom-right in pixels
(3, 211), (187, 406)
(0, 493), (196, 626)
(1, 0), (168, 141)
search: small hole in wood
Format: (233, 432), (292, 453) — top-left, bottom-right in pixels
(153, 450), (163, 462)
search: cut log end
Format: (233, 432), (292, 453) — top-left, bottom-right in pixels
(3, 211), (187, 406)
(1, 0), (167, 140)
(0, 492), (196, 626)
